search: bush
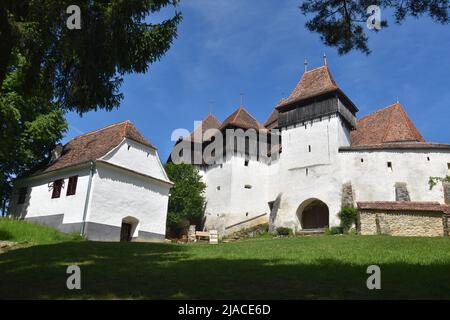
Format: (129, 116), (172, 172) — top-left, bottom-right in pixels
(324, 226), (344, 235)
(337, 207), (358, 233)
(276, 227), (292, 236)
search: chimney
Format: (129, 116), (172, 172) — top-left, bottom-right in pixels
(50, 144), (63, 162)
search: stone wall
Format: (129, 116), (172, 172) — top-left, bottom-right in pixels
(359, 210), (445, 237)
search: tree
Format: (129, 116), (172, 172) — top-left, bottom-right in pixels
(0, 1), (181, 210)
(164, 163), (206, 237)
(300, 0), (449, 55)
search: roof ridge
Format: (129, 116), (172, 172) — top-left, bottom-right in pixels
(72, 120), (130, 141)
(231, 106), (243, 124)
(381, 103), (397, 143)
(358, 102), (398, 121)
(395, 102), (425, 142)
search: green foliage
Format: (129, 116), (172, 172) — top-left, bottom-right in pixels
(276, 227), (292, 236)
(0, 1), (181, 207)
(0, 218), (83, 244)
(164, 163), (206, 235)
(300, 1), (449, 55)
(429, 176), (450, 190)
(324, 226), (344, 235)
(0, 1), (181, 112)
(337, 207), (358, 234)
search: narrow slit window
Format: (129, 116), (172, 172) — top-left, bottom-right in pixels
(51, 179), (64, 199)
(308, 145), (311, 152)
(18, 187), (27, 204)
(427, 157), (430, 161)
(66, 176), (78, 196)
(360, 158), (364, 163)
(387, 162), (393, 171)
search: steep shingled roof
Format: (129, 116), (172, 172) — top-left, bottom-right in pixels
(187, 113), (222, 142)
(31, 120), (154, 175)
(351, 102), (425, 146)
(276, 65), (340, 109)
(220, 106), (265, 131)
(264, 108), (279, 130)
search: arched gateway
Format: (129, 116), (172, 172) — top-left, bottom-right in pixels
(297, 199), (329, 229)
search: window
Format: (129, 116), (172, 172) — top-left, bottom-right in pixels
(245, 212), (249, 217)
(427, 157), (430, 161)
(216, 186), (220, 191)
(244, 159), (249, 166)
(18, 187), (27, 204)
(66, 176), (78, 196)
(447, 163), (450, 171)
(308, 145), (311, 152)
(387, 162), (393, 172)
(306, 168), (309, 176)
(51, 179), (64, 199)
(127, 145), (131, 150)
(244, 185), (252, 189)
(360, 158), (364, 163)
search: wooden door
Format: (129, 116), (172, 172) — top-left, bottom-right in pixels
(120, 222), (132, 242)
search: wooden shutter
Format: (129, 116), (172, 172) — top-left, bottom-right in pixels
(51, 179), (63, 198)
(66, 176), (78, 196)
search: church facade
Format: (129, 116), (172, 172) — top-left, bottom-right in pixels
(172, 63), (450, 236)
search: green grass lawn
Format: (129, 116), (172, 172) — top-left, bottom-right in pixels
(0, 218), (82, 244)
(1, 233), (450, 299)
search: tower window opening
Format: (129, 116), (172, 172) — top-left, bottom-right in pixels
(387, 162), (393, 171)
(308, 145), (311, 153)
(244, 159), (249, 166)
(427, 157), (430, 161)
(360, 158), (364, 163)
(306, 168), (309, 176)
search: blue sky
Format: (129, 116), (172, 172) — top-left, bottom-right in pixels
(66, 0), (450, 161)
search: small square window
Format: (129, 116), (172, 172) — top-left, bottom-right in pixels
(216, 186), (220, 191)
(244, 159), (249, 166)
(387, 162), (393, 171)
(18, 187), (27, 204)
(244, 185), (252, 189)
(447, 163), (450, 171)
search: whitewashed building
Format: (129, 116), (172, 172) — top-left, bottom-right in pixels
(9, 121), (173, 242)
(172, 63), (450, 236)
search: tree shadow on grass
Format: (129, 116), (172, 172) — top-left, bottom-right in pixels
(0, 241), (450, 299)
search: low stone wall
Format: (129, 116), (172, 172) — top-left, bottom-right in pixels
(359, 210), (445, 237)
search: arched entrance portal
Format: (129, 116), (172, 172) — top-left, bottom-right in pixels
(297, 199), (329, 229)
(120, 216), (139, 242)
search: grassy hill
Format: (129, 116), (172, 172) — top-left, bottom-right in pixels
(1, 235), (450, 299)
(0, 218), (83, 244)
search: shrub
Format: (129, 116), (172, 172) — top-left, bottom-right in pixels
(276, 227), (292, 236)
(337, 207), (358, 234)
(324, 226), (343, 235)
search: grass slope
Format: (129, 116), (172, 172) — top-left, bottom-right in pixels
(0, 218), (82, 244)
(1, 235), (450, 299)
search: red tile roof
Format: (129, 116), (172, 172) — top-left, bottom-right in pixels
(220, 106), (265, 131)
(276, 65), (340, 109)
(357, 201), (445, 212)
(340, 142), (450, 152)
(351, 102), (425, 146)
(264, 108), (279, 129)
(187, 113), (222, 142)
(31, 120), (154, 175)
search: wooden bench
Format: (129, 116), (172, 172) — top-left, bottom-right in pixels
(194, 230), (218, 244)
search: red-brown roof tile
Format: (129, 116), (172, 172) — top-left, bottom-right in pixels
(276, 65), (339, 109)
(357, 201), (445, 212)
(220, 106), (265, 131)
(351, 102), (425, 146)
(264, 108), (279, 129)
(31, 120), (154, 175)
(187, 113), (222, 142)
